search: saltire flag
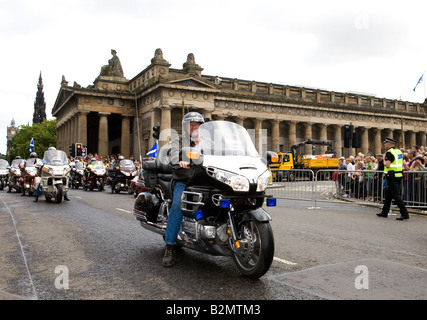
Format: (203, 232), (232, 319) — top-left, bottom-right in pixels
(147, 141), (158, 158)
(413, 73), (424, 92)
(29, 138), (34, 152)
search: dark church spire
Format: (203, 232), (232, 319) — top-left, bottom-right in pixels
(33, 71), (47, 124)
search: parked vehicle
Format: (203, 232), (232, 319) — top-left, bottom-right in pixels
(21, 157), (43, 196)
(0, 159), (9, 190)
(8, 158), (25, 193)
(107, 159), (137, 194)
(39, 149), (70, 203)
(133, 121), (277, 279)
(83, 160), (106, 191)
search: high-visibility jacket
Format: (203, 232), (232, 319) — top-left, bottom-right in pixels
(384, 147), (403, 178)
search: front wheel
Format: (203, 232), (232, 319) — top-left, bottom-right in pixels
(55, 184), (63, 203)
(232, 221), (275, 279)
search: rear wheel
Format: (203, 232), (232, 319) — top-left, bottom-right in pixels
(232, 221), (274, 279)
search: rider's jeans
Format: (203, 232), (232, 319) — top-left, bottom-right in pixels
(165, 181), (185, 245)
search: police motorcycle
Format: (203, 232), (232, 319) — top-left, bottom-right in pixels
(83, 160), (106, 191)
(134, 121), (277, 279)
(8, 157), (25, 193)
(0, 159), (10, 191)
(107, 157), (137, 194)
(21, 153), (43, 196)
(70, 161), (85, 189)
(39, 148), (71, 203)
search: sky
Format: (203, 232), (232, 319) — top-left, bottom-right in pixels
(1, 0), (427, 155)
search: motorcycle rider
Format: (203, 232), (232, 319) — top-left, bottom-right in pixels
(84, 157), (97, 185)
(163, 111), (204, 267)
(21, 152), (38, 196)
(34, 147), (70, 202)
(7, 156), (23, 193)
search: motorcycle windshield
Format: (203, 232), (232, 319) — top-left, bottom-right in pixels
(119, 160), (136, 171)
(91, 161), (105, 169)
(0, 159), (8, 169)
(11, 159), (25, 168)
(25, 158), (38, 167)
(198, 121), (259, 157)
(75, 162), (84, 170)
(43, 150), (68, 166)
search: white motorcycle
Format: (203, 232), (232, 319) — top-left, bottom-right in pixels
(39, 149), (70, 203)
(134, 120), (277, 279)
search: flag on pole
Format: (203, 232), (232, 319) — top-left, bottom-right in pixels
(147, 141), (158, 158)
(413, 73), (424, 92)
(29, 138), (34, 152)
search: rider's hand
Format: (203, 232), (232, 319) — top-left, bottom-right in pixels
(179, 161), (190, 169)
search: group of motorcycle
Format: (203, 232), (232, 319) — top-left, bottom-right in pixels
(1, 148), (137, 203)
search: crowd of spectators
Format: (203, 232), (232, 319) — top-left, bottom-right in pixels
(336, 145), (427, 205)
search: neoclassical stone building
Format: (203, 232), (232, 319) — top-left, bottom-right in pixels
(52, 48), (427, 159)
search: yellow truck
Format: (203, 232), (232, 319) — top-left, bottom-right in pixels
(268, 140), (339, 181)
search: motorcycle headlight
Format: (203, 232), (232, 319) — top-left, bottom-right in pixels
(214, 169), (250, 192)
(257, 170), (272, 192)
(121, 171), (130, 176)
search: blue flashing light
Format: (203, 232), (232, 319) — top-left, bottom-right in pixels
(267, 198), (277, 207)
(220, 199), (231, 208)
(194, 209), (204, 220)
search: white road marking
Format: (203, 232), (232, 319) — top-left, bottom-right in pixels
(274, 256), (298, 266)
(116, 208), (132, 213)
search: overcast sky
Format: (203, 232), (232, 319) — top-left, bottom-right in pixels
(1, 0), (426, 155)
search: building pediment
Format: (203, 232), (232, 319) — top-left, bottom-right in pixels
(52, 88), (74, 116)
(166, 77), (219, 91)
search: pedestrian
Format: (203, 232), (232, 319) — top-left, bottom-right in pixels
(377, 138), (409, 220)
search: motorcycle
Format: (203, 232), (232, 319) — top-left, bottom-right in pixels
(21, 157), (43, 196)
(107, 159), (137, 194)
(133, 121), (277, 279)
(69, 161), (85, 189)
(39, 149), (70, 203)
(8, 158), (25, 193)
(83, 160), (106, 191)
(0, 159), (10, 190)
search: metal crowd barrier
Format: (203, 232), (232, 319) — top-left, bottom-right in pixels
(268, 169), (427, 209)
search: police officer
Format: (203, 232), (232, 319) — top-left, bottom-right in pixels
(377, 138), (409, 220)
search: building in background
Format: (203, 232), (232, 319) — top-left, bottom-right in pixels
(33, 72), (47, 124)
(52, 49), (427, 160)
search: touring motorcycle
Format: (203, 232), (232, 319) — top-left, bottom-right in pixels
(69, 161), (85, 189)
(39, 149), (70, 203)
(107, 159), (137, 194)
(0, 159), (9, 190)
(133, 121), (277, 279)
(21, 157), (43, 196)
(8, 158), (25, 193)
(83, 160), (106, 191)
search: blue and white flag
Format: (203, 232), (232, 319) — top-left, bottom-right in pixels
(413, 73), (424, 92)
(147, 141), (158, 158)
(29, 138), (34, 152)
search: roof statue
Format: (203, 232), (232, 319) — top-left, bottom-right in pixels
(99, 49), (124, 77)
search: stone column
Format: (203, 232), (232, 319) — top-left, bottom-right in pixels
(77, 111), (88, 146)
(319, 124), (327, 154)
(374, 128), (382, 155)
(235, 116), (244, 127)
(159, 106), (172, 148)
(304, 122), (312, 155)
(420, 131), (427, 148)
(121, 115), (131, 158)
(360, 127), (369, 155)
(408, 131), (416, 149)
(271, 120), (280, 153)
(288, 121), (297, 150)
(334, 125), (342, 157)
(254, 119), (262, 154)
(98, 112), (110, 158)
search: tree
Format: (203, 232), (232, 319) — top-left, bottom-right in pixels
(10, 119), (57, 161)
